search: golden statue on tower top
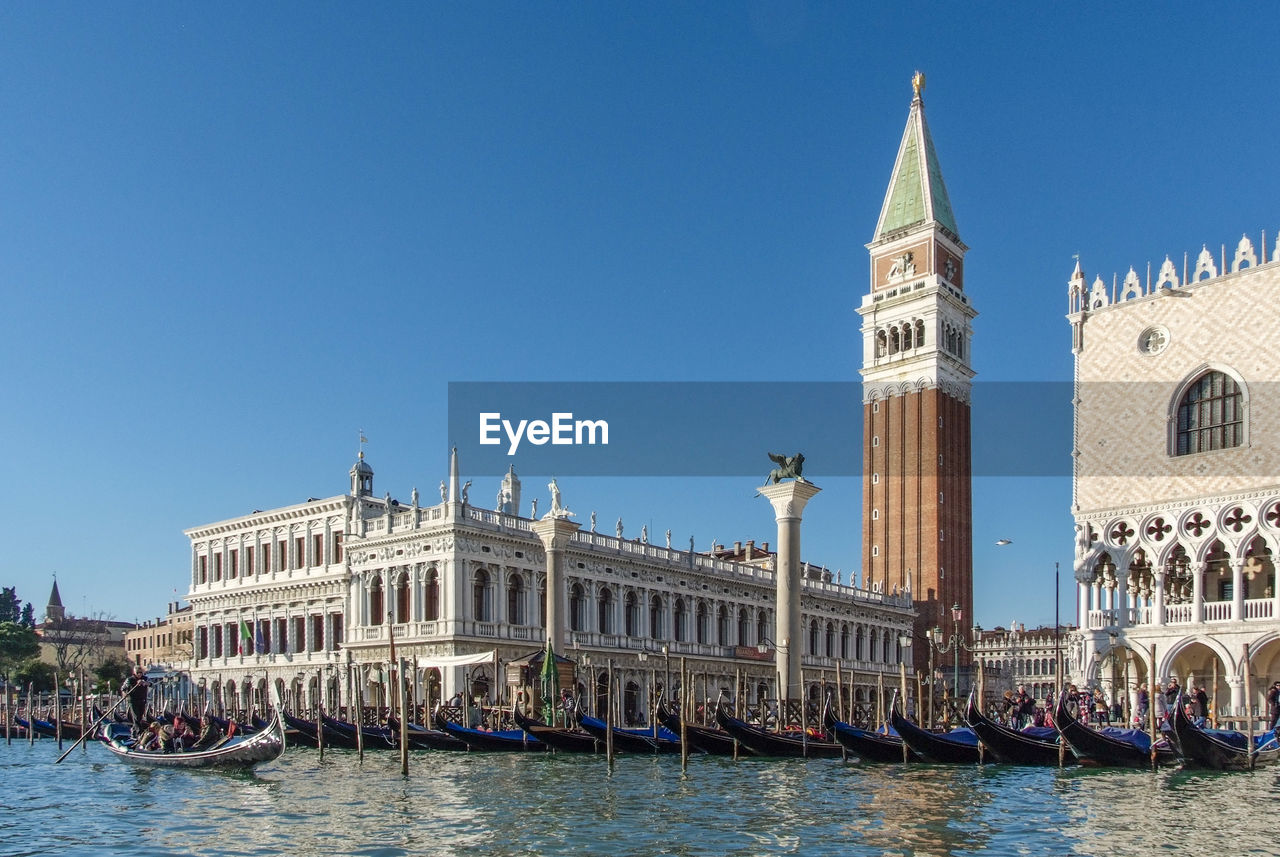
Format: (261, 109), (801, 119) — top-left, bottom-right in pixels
(912, 70), (925, 98)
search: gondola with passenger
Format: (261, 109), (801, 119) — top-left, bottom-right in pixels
(98, 700), (285, 769)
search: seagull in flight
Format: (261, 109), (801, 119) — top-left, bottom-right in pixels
(995, 538), (1012, 546)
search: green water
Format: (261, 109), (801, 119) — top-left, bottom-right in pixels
(2, 740), (1276, 856)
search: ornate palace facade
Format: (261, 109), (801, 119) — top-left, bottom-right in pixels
(1069, 232), (1280, 720)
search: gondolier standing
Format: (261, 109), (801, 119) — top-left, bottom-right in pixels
(121, 667), (150, 732)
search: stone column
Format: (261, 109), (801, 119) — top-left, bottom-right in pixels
(1153, 574), (1166, 626)
(1232, 560), (1246, 622)
(532, 516), (582, 653)
(1191, 563), (1205, 624)
(758, 480), (821, 704)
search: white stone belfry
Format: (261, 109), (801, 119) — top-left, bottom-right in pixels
(531, 516), (581, 653)
(758, 479), (821, 703)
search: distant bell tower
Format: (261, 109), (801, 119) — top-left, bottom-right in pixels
(350, 444), (374, 498)
(859, 72), (975, 675)
(46, 577), (65, 623)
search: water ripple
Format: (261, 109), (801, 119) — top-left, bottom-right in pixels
(1, 740), (1276, 855)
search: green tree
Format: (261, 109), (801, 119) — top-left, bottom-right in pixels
(14, 659), (56, 692)
(20, 604), (34, 628)
(0, 587), (19, 623)
(0, 621), (40, 681)
(93, 656), (130, 690)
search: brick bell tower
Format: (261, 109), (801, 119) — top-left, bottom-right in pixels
(859, 72), (975, 677)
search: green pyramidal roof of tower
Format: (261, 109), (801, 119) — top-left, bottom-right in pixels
(876, 100), (959, 242)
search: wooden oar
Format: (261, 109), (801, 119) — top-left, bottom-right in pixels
(54, 691), (129, 764)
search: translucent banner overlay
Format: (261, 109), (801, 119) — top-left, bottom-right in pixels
(448, 382), (1078, 477)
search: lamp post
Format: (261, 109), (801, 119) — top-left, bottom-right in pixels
(929, 603), (979, 723)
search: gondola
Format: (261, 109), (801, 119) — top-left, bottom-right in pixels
(17, 715), (86, 741)
(433, 710), (545, 751)
(1169, 691), (1280, 770)
(713, 706), (844, 759)
(964, 693), (1074, 766)
(824, 706), (918, 763)
(512, 708), (600, 753)
(98, 703), (285, 768)
(657, 703), (737, 756)
(889, 705), (982, 764)
(385, 717), (469, 751)
(576, 713), (684, 754)
(1050, 691), (1176, 768)
(321, 713), (397, 748)
(282, 710), (361, 749)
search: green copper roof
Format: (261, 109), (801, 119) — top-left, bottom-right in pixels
(876, 101), (959, 241)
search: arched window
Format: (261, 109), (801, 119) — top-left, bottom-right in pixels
(855, 626), (864, 660)
(424, 568), (440, 621)
(825, 622), (835, 657)
(394, 572), (410, 624)
(649, 595), (663, 639)
(539, 580), (547, 628)
(695, 601), (708, 644)
(809, 619), (819, 655)
(570, 583), (586, 632)
(738, 608), (749, 646)
(507, 573), (525, 625)
(674, 598), (687, 642)
(598, 587), (613, 634)
(717, 605), (729, 645)
(840, 624), (849, 659)
(624, 591), (639, 637)
(756, 611), (768, 647)
(882, 634), (891, 663)
(1175, 370), (1243, 455)
(473, 569), (491, 622)
(369, 577), (384, 625)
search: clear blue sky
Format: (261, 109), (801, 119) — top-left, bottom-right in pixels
(2, 4), (1276, 629)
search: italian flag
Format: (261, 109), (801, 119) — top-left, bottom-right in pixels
(238, 619), (254, 655)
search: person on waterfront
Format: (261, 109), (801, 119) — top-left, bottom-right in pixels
(1093, 688), (1109, 724)
(1136, 685), (1149, 724)
(1266, 681), (1280, 729)
(1182, 700), (1206, 729)
(1014, 686), (1034, 728)
(1193, 685), (1210, 720)
(1164, 677), (1180, 709)
(121, 668), (150, 733)
(561, 690), (577, 727)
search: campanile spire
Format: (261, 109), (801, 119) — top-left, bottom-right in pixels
(859, 74), (975, 678)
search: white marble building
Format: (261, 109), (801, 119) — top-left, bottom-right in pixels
(1068, 231), (1280, 723)
(186, 450), (915, 722)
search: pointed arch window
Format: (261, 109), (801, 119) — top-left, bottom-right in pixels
(1175, 370), (1244, 455)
